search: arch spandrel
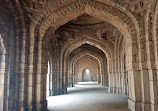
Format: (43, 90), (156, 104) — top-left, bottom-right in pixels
(70, 50), (105, 66)
(62, 37), (113, 61)
(29, 0), (139, 45)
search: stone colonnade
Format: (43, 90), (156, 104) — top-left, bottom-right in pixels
(0, 0), (158, 111)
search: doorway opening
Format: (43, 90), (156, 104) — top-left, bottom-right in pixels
(82, 69), (92, 82)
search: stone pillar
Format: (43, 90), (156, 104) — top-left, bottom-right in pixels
(56, 57), (61, 95)
(138, 40), (151, 111)
(121, 56), (127, 95)
(124, 71), (128, 95)
(127, 43), (142, 111)
(62, 59), (68, 94)
(0, 33), (7, 111)
(52, 56), (57, 95)
(146, 40), (158, 110)
(66, 60), (72, 87)
(41, 46), (48, 111)
(151, 2), (158, 109)
(140, 69), (150, 110)
(0, 60), (5, 111)
(58, 56), (63, 95)
(149, 69), (158, 110)
(49, 70), (53, 96)
(108, 59), (113, 92)
(102, 73), (108, 86)
(112, 60), (116, 93)
(12, 25), (26, 111)
(62, 70), (67, 94)
(26, 25), (35, 111)
(31, 38), (47, 111)
(115, 56), (118, 93)
(112, 59), (117, 93)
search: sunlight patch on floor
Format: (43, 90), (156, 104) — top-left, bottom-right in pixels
(47, 83), (130, 111)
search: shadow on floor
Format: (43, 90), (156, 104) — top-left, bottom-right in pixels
(67, 87), (108, 94)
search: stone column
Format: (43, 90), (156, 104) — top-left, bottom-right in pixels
(31, 38), (47, 111)
(0, 54), (6, 111)
(138, 40), (151, 111)
(62, 58), (68, 94)
(108, 59), (113, 92)
(53, 58), (58, 95)
(26, 24), (35, 111)
(112, 58), (117, 93)
(13, 24), (26, 111)
(147, 39), (158, 111)
(58, 55), (63, 95)
(49, 67), (53, 96)
(127, 43), (142, 111)
(151, 2), (158, 110)
(120, 58), (124, 94)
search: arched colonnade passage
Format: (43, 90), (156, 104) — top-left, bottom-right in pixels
(0, 0), (158, 111)
(68, 49), (107, 86)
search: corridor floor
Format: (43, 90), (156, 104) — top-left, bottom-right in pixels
(47, 82), (130, 111)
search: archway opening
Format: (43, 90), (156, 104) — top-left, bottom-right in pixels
(68, 43), (106, 86)
(37, 0), (137, 109)
(46, 12), (129, 110)
(82, 68), (91, 82)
